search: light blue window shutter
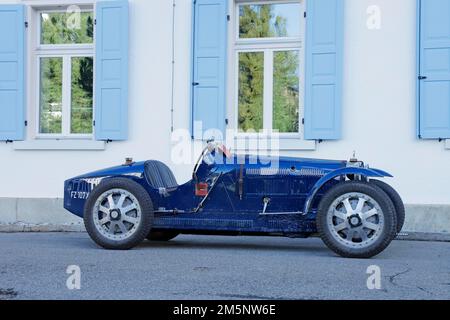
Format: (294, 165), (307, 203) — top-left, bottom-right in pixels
(95, 0), (129, 141)
(192, 0), (228, 140)
(304, 0), (344, 140)
(0, 5), (25, 141)
(418, 0), (450, 139)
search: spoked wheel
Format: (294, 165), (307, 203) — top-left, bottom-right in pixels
(93, 189), (142, 241)
(84, 178), (154, 250)
(328, 192), (385, 246)
(317, 181), (397, 258)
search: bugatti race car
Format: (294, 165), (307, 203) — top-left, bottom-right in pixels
(64, 141), (405, 258)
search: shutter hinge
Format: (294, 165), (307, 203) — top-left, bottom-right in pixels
(418, 76), (427, 80)
(25, 21), (29, 28)
(304, 12), (307, 18)
(24, 120), (28, 127)
(94, 19), (97, 25)
(227, 14), (230, 22)
(302, 118), (305, 125)
(225, 118), (229, 125)
(93, 120), (96, 126)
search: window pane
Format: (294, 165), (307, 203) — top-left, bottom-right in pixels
(41, 11), (94, 45)
(273, 51), (300, 133)
(39, 57), (63, 134)
(238, 52), (264, 132)
(71, 57), (94, 134)
(239, 3), (301, 39)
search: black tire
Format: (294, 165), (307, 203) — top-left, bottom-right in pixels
(146, 230), (179, 241)
(83, 178), (154, 250)
(316, 181), (397, 259)
(370, 179), (405, 233)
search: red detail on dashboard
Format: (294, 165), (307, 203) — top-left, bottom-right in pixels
(195, 183), (209, 197)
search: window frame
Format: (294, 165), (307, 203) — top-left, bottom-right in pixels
(37, 7), (94, 50)
(235, 0), (304, 44)
(229, 0), (307, 140)
(30, 5), (95, 140)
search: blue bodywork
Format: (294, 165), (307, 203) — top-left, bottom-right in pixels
(64, 153), (392, 237)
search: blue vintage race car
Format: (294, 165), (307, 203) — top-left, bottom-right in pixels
(64, 142), (405, 258)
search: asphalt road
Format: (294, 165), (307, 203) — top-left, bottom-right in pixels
(0, 233), (449, 300)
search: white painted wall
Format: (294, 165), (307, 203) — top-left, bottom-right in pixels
(1, 0), (450, 209)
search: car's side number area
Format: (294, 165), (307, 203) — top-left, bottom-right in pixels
(70, 191), (90, 200)
(69, 177), (105, 200)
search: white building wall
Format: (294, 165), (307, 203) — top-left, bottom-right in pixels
(0, 0), (449, 230)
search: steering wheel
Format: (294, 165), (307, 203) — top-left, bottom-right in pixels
(192, 141), (231, 181)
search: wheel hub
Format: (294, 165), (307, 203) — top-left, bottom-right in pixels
(109, 209), (121, 221)
(348, 214), (362, 228)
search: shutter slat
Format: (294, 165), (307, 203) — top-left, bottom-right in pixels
(95, 0), (129, 141)
(304, 0), (344, 140)
(0, 5), (25, 141)
(192, 0), (228, 141)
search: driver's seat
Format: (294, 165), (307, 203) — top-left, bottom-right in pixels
(144, 160), (178, 189)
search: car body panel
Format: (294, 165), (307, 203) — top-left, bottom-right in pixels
(303, 166), (394, 214)
(64, 154), (393, 235)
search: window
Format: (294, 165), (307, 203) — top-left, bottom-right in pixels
(0, 1), (129, 145)
(35, 8), (94, 138)
(233, 0), (305, 137)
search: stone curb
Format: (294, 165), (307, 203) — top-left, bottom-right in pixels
(0, 224), (85, 233)
(395, 232), (450, 242)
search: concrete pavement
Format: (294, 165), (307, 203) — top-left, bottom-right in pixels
(0, 233), (449, 300)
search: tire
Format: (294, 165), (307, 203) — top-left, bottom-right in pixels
(83, 178), (154, 250)
(316, 181), (397, 259)
(146, 231), (179, 241)
(370, 179), (405, 233)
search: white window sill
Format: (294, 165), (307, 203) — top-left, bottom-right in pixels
(13, 140), (106, 151)
(233, 137), (316, 152)
(446, 140), (450, 150)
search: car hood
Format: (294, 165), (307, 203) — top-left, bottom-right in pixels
(232, 155), (347, 169)
(71, 161), (147, 180)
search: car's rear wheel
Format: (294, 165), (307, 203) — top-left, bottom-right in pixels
(146, 231), (179, 241)
(370, 179), (405, 233)
(317, 181), (397, 259)
(84, 178), (154, 250)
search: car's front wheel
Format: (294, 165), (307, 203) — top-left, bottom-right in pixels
(317, 181), (397, 259)
(84, 178), (154, 250)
